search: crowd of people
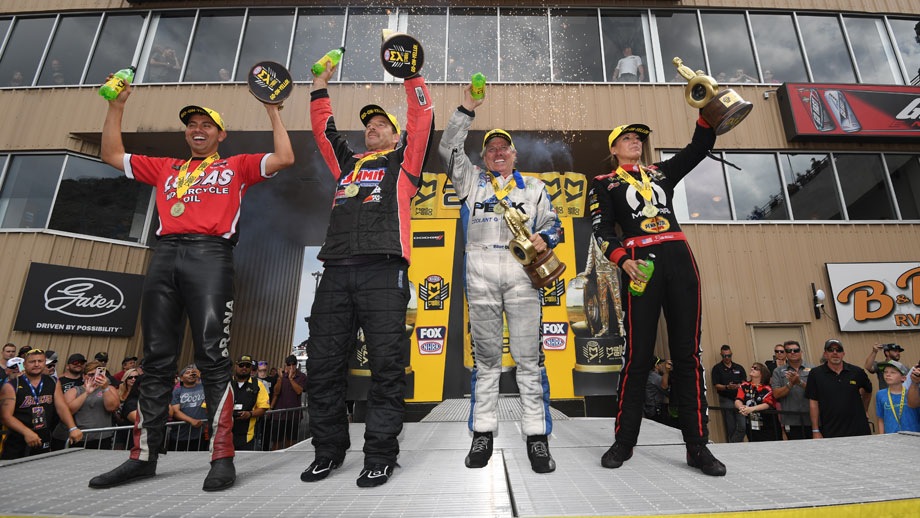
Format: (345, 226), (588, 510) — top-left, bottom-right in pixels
(0, 343), (301, 460)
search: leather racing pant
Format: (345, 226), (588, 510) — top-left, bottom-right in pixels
(130, 235), (236, 462)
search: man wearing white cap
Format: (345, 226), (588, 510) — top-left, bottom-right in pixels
(89, 75), (294, 492)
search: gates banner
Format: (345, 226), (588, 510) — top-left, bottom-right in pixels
(826, 262), (920, 332)
(777, 83), (920, 142)
(14, 263), (144, 336)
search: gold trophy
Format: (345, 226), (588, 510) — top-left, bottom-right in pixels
(499, 198), (566, 289)
(673, 57), (753, 135)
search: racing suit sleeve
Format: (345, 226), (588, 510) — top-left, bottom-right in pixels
(310, 88), (355, 181)
(399, 75), (435, 186)
(653, 120), (716, 185)
(437, 106), (478, 201)
(589, 181), (628, 268)
(530, 178), (563, 249)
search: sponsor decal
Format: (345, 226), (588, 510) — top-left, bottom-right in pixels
(640, 216), (670, 233)
(413, 231), (445, 248)
(540, 279), (565, 306)
(541, 322), (568, 350)
(419, 274), (450, 310)
(416, 326), (446, 355)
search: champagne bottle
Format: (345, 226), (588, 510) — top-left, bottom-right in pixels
(470, 72), (486, 100)
(98, 66), (136, 101)
(628, 254), (656, 296)
(312, 47), (345, 76)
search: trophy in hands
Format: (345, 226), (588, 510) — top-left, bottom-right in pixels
(499, 198), (566, 289)
(380, 29), (424, 78)
(673, 57), (752, 135)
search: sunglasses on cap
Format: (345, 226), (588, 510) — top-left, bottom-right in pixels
(26, 348), (45, 355)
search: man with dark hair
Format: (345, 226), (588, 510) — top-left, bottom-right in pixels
(771, 340), (813, 440)
(271, 355), (306, 451)
(115, 356), (138, 381)
(58, 353), (87, 394)
(711, 345), (745, 442)
(230, 355), (269, 450)
(806, 339), (872, 438)
(89, 74), (294, 492)
(864, 342), (905, 387)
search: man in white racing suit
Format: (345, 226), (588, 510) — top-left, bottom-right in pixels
(438, 85), (563, 474)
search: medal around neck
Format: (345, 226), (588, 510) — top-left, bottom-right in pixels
(248, 61), (293, 105)
(642, 203), (659, 217)
(344, 183), (360, 197)
(170, 201), (185, 217)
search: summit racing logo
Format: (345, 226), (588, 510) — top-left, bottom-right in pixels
(413, 231), (445, 248)
(541, 322), (568, 350)
(44, 278), (124, 318)
(419, 274), (450, 310)
(540, 279), (565, 306)
(416, 326), (446, 355)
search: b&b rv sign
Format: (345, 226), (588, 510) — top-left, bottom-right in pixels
(14, 263), (144, 336)
(827, 262), (920, 332)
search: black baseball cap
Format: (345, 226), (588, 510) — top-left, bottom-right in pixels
(95, 352), (109, 362)
(883, 343), (904, 353)
(238, 355), (254, 366)
(67, 353), (87, 364)
(824, 339), (844, 351)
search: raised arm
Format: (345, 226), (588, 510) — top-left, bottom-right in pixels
(263, 103), (295, 174)
(101, 83), (132, 171)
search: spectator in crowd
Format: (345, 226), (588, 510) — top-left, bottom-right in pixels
(271, 355), (306, 450)
(44, 350), (59, 380)
(3, 357), (24, 387)
(765, 344), (786, 374)
(908, 364), (920, 409)
(114, 368), (142, 449)
(147, 46), (181, 82)
(58, 353), (87, 395)
(711, 344), (746, 443)
(728, 68), (756, 83)
(230, 355), (269, 450)
(614, 46), (645, 82)
(2, 342), (15, 363)
(438, 86), (561, 474)
(771, 340), (813, 440)
(864, 343), (905, 388)
(17, 345), (31, 358)
(763, 69), (780, 84)
(806, 339), (872, 438)
(8, 70), (24, 87)
(0, 349), (82, 459)
(93, 352), (120, 389)
(875, 360), (920, 433)
(256, 361), (272, 394)
(645, 357), (675, 427)
(168, 364), (208, 452)
(268, 366), (279, 387)
(218, 68), (232, 81)
(302, 55), (433, 488)
(115, 356), (138, 381)
(734, 362), (777, 442)
(59, 360), (120, 449)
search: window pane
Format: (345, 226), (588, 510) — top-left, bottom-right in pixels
(0, 19), (10, 46)
(750, 13), (807, 83)
(844, 17), (900, 84)
(185, 10), (245, 83)
(551, 9), (602, 82)
(235, 9), (294, 82)
(406, 8), (447, 82)
(446, 8), (497, 82)
(48, 156), (152, 242)
(601, 11), (648, 83)
(886, 154), (920, 219)
(725, 153), (788, 220)
(290, 8), (345, 82)
(667, 153), (730, 221)
(0, 17), (56, 87)
(656, 11), (705, 83)
(781, 153), (841, 220)
(798, 15), (856, 83)
(499, 8), (549, 82)
(888, 18), (920, 84)
(341, 7), (389, 82)
(701, 12), (757, 84)
(37, 15), (99, 86)
(834, 154), (894, 220)
(0, 154), (64, 229)
(142, 12), (194, 83)
(85, 13), (146, 86)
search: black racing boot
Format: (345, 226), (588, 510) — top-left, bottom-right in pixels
(202, 457), (236, 491)
(89, 459), (157, 489)
(526, 435), (556, 474)
(464, 431), (494, 468)
(601, 442), (633, 469)
(686, 444), (727, 476)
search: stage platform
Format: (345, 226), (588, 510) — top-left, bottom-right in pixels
(2, 397), (919, 517)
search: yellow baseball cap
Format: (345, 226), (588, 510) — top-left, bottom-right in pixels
(482, 128), (513, 150)
(607, 123), (651, 148)
(359, 104), (400, 135)
(179, 105), (226, 131)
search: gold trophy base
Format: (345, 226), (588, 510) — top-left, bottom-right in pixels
(524, 249), (566, 289)
(701, 88), (753, 135)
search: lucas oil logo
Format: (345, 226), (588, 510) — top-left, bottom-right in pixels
(540, 279), (565, 306)
(419, 274), (450, 310)
(541, 322), (568, 350)
(416, 326), (446, 355)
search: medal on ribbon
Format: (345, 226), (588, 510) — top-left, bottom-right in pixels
(172, 153), (219, 217)
(343, 150), (391, 198)
(616, 165), (658, 217)
(489, 173), (516, 215)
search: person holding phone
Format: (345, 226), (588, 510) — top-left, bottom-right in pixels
(60, 361), (120, 449)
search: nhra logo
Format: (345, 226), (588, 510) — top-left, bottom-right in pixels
(539, 279), (565, 306)
(416, 326), (446, 355)
(419, 275), (450, 310)
(541, 322), (568, 350)
(413, 231), (445, 248)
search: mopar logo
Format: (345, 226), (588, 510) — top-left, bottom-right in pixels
(44, 278), (124, 318)
(542, 322), (568, 335)
(417, 326), (446, 340)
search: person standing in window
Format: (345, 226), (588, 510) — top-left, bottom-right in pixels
(590, 114), (726, 476)
(614, 47), (645, 82)
(88, 74), (294, 492)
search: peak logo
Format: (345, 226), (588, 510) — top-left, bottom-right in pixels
(416, 326), (446, 355)
(44, 278), (124, 318)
